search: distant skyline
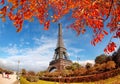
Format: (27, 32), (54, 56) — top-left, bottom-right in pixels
(0, 15), (119, 72)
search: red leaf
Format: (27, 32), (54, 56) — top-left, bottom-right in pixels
(0, 6), (7, 15)
(82, 29), (86, 34)
(23, 10), (33, 20)
(112, 35), (118, 38)
(8, 11), (17, 20)
(104, 48), (108, 54)
(16, 21), (23, 32)
(0, 0), (4, 5)
(116, 31), (120, 38)
(44, 20), (50, 30)
(104, 42), (116, 54)
(16, 25), (22, 32)
(103, 30), (108, 35)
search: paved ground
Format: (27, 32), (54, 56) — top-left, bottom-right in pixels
(0, 72), (20, 84)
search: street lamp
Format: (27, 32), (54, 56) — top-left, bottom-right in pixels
(77, 56), (80, 69)
(17, 60), (20, 80)
(77, 56), (80, 64)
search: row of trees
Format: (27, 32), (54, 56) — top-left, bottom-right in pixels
(42, 60), (116, 77)
(21, 47), (119, 82)
(95, 47), (120, 67)
(41, 47), (120, 78)
(0, 67), (14, 74)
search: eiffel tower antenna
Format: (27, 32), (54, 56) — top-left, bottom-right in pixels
(57, 23), (65, 48)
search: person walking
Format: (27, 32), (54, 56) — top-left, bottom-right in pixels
(3, 72), (5, 78)
(2, 72), (4, 78)
(6, 73), (9, 78)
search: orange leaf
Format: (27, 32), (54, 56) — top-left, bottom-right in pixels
(103, 30), (108, 35)
(82, 29), (86, 34)
(20, 0), (26, 5)
(2, 17), (6, 22)
(8, 11), (17, 20)
(44, 20), (50, 30)
(116, 31), (120, 38)
(99, 33), (104, 40)
(0, 0), (4, 5)
(104, 42), (116, 54)
(16, 21), (23, 32)
(0, 6), (7, 15)
(23, 10), (33, 20)
(16, 26), (22, 32)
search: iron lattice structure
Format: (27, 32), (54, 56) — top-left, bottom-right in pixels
(48, 23), (72, 72)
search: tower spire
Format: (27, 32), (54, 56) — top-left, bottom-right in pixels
(53, 23), (68, 60)
(57, 23), (65, 48)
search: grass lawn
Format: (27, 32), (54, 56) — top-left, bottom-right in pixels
(20, 75), (120, 84)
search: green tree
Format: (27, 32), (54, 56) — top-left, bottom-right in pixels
(112, 47), (120, 67)
(72, 62), (81, 69)
(66, 62), (81, 71)
(85, 62), (92, 69)
(95, 54), (108, 64)
(106, 56), (113, 62)
(21, 69), (27, 76)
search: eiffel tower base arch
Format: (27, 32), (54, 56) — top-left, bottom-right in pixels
(48, 59), (72, 72)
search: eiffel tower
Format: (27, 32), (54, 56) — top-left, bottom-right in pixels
(48, 23), (72, 72)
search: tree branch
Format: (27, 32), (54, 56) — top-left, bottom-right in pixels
(103, 0), (114, 22)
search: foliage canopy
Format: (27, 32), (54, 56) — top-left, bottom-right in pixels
(0, 0), (120, 53)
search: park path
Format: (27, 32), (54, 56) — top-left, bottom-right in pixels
(0, 72), (20, 84)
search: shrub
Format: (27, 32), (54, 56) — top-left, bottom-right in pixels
(21, 69), (27, 76)
(85, 62), (92, 69)
(106, 61), (116, 70)
(40, 68), (120, 83)
(26, 76), (39, 82)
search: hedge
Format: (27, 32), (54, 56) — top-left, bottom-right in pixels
(40, 68), (120, 83)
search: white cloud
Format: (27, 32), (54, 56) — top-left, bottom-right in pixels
(0, 36), (56, 72)
(33, 35), (57, 45)
(0, 44), (18, 55)
(73, 60), (95, 66)
(67, 47), (84, 60)
(69, 47), (84, 54)
(19, 38), (30, 47)
(0, 34), (93, 72)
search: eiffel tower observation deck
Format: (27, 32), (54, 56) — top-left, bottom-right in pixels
(48, 23), (72, 72)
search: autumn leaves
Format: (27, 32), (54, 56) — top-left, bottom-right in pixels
(0, 0), (120, 53)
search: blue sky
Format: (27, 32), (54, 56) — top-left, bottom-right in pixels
(0, 13), (119, 72)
